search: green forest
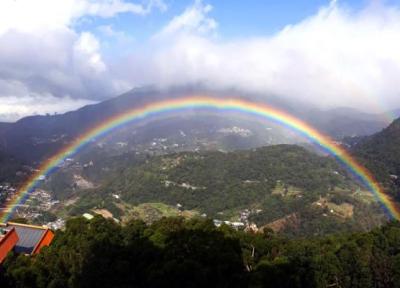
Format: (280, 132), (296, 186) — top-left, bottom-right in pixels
(1, 216), (400, 288)
(352, 118), (400, 200)
(54, 145), (385, 236)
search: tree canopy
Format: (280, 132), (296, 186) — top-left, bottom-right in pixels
(1, 216), (400, 288)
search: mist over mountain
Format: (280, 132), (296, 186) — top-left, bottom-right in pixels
(0, 86), (392, 165)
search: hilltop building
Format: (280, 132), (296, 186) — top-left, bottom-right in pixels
(0, 222), (54, 263)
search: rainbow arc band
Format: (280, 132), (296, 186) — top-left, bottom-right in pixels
(1, 96), (399, 222)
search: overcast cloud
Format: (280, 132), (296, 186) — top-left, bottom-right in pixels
(0, 0), (400, 121)
(0, 0), (165, 121)
(133, 0), (400, 111)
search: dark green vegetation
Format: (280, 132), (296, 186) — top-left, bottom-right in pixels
(54, 145), (385, 236)
(353, 118), (400, 200)
(0, 151), (23, 183)
(1, 216), (400, 288)
(102, 145), (343, 211)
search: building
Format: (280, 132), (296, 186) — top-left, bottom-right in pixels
(0, 227), (19, 263)
(0, 222), (54, 263)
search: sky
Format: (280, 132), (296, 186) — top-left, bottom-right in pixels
(0, 0), (400, 121)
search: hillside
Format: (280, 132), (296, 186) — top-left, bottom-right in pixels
(352, 118), (400, 199)
(41, 145), (386, 236)
(0, 151), (24, 183)
(306, 107), (389, 138)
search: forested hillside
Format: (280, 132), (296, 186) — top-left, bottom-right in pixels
(1, 216), (400, 288)
(353, 118), (400, 200)
(51, 145), (385, 236)
(101, 145), (344, 212)
(0, 151), (23, 183)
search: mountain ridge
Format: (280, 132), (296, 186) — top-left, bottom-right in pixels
(0, 87), (393, 164)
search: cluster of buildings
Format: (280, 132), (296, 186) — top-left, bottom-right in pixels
(108, 137), (186, 156)
(239, 208), (263, 225)
(145, 138), (183, 155)
(213, 219), (245, 229)
(27, 189), (59, 211)
(0, 222), (54, 264)
(0, 184), (17, 203)
(217, 126), (253, 137)
(9, 188), (60, 223)
(213, 208), (263, 231)
(0, 184), (59, 261)
(46, 218), (65, 231)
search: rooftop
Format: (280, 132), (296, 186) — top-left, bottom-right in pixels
(0, 227), (19, 263)
(0, 222), (54, 255)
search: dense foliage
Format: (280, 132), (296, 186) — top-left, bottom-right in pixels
(1, 216), (400, 288)
(353, 118), (400, 199)
(59, 145), (384, 236)
(95, 145), (348, 214)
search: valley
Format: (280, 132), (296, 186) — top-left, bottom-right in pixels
(6, 142), (385, 237)
(0, 90), (398, 238)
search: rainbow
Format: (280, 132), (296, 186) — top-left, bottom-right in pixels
(1, 96), (399, 222)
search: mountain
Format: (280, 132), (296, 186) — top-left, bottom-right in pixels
(387, 108), (400, 120)
(352, 118), (400, 199)
(0, 87), (393, 227)
(0, 151), (25, 183)
(0, 86), (392, 164)
(0, 87), (302, 163)
(0, 87), (395, 234)
(37, 145), (386, 236)
(306, 107), (389, 139)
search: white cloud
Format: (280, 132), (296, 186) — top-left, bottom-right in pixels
(76, 0), (167, 18)
(74, 32), (106, 73)
(0, 28), (118, 99)
(157, 0), (217, 37)
(2, 0), (400, 121)
(0, 0), (167, 121)
(0, 94), (95, 122)
(0, 0), (167, 34)
(124, 0), (400, 111)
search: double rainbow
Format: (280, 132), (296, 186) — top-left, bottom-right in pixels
(1, 96), (399, 222)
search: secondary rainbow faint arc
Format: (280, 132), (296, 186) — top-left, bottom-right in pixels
(1, 96), (399, 222)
